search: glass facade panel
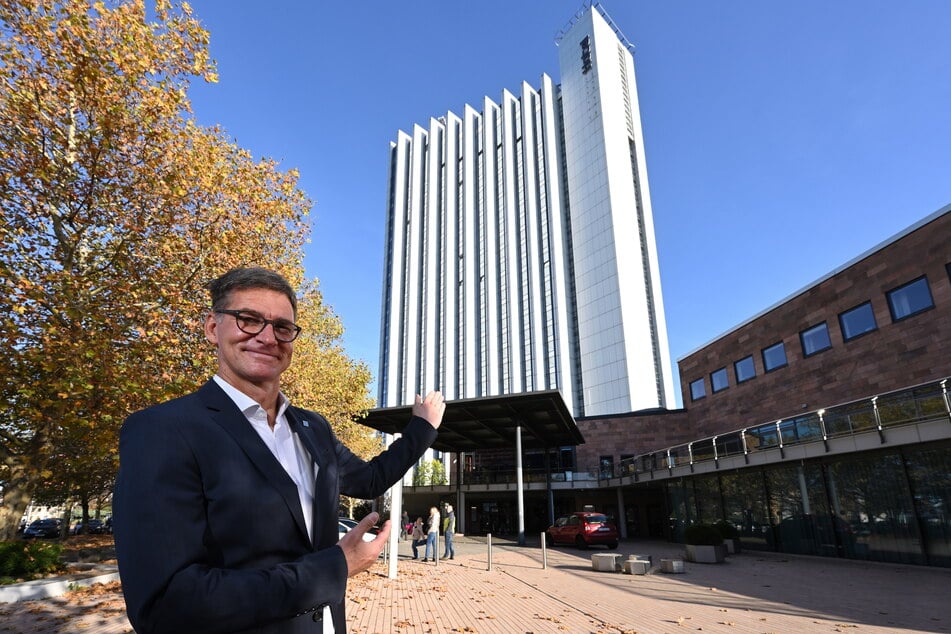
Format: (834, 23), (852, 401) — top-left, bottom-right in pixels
(905, 445), (951, 566)
(768, 463), (829, 556)
(734, 355), (755, 383)
(711, 367), (729, 392)
(826, 453), (923, 565)
(667, 441), (949, 567)
(667, 480), (692, 543)
(839, 301), (878, 341)
(887, 276), (934, 321)
(720, 470), (772, 549)
(692, 475), (721, 524)
(762, 341), (787, 372)
(800, 322), (832, 357)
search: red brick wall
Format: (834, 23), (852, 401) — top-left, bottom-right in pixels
(677, 210), (950, 436)
(570, 209), (951, 471)
(575, 410), (691, 471)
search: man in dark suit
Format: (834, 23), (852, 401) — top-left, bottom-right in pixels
(114, 267), (445, 634)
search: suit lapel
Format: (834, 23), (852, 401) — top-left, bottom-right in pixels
(196, 381), (311, 544)
(286, 409), (336, 467)
(286, 408), (338, 547)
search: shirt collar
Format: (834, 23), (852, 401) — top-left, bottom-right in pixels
(213, 375), (290, 420)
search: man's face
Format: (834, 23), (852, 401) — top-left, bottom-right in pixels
(204, 288), (295, 390)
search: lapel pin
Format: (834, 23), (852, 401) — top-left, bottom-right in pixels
(302, 420), (310, 427)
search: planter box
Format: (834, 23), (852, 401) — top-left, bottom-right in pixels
(685, 543), (727, 563)
(591, 553), (623, 572)
(622, 559), (650, 575)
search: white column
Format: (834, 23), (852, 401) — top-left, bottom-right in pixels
(516, 425), (525, 546)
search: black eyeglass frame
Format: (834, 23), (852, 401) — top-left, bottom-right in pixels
(214, 309), (302, 343)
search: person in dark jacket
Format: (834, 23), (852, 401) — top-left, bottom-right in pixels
(114, 267), (446, 634)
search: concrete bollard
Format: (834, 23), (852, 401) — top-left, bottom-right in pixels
(591, 553), (622, 572)
(541, 532), (548, 570)
(661, 558), (685, 574)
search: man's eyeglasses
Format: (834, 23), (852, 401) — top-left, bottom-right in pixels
(215, 309), (302, 343)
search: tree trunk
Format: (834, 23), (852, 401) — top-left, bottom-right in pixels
(60, 506), (72, 539)
(0, 473), (34, 541)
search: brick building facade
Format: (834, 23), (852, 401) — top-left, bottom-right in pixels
(402, 205), (950, 566)
(575, 205), (950, 470)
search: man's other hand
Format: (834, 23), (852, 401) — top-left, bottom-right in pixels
(413, 391), (446, 429)
(340, 513), (390, 577)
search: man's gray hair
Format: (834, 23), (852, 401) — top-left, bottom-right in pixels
(205, 267), (298, 315)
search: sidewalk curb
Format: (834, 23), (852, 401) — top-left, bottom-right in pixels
(0, 566), (120, 604)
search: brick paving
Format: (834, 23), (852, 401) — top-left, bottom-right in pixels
(1, 536), (949, 633)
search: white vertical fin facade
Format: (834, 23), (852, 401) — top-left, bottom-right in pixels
(381, 5), (674, 416)
(380, 80), (571, 409)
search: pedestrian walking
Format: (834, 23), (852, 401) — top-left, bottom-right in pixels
(410, 517), (424, 559)
(443, 504), (456, 560)
(423, 505), (440, 562)
(400, 510), (409, 540)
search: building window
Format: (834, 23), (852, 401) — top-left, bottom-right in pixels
(734, 356), (756, 383)
(946, 262), (951, 283)
(800, 322), (832, 357)
(599, 455), (614, 479)
(887, 276), (934, 322)
(689, 378), (706, 401)
(838, 301), (878, 341)
(711, 367), (729, 393)
(762, 341), (787, 372)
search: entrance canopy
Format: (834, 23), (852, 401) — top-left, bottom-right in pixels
(360, 390), (584, 452)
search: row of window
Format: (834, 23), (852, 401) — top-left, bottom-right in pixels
(688, 267), (948, 402)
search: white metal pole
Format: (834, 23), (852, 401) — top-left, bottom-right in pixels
(516, 425), (525, 545)
(387, 434), (404, 580)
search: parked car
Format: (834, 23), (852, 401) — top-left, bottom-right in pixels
(338, 517), (377, 543)
(546, 512), (619, 549)
(23, 518), (64, 538)
(70, 518), (106, 535)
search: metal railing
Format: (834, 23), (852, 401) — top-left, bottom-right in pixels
(405, 377), (949, 488)
(615, 376), (950, 478)
(463, 466), (600, 485)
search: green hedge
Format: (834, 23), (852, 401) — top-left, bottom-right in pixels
(0, 541), (64, 583)
(714, 520), (740, 539)
(684, 523), (724, 546)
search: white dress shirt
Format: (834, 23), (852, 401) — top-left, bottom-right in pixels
(213, 376), (316, 540)
(213, 377), (333, 632)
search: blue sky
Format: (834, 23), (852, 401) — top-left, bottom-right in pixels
(185, 1), (951, 406)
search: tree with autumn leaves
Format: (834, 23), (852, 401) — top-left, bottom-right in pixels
(0, 0), (377, 540)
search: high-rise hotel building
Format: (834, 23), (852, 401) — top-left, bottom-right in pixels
(379, 4), (676, 417)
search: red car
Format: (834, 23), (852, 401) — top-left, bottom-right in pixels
(546, 512), (619, 549)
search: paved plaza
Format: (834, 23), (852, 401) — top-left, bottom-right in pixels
(1, 535), (949, 633)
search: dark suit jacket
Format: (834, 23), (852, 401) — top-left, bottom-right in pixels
(114, 380), (436, 634)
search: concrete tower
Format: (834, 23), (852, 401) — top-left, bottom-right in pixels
(379, 4), (675, 417)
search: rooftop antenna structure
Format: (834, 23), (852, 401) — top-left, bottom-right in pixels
(554, 1), (636, 55)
